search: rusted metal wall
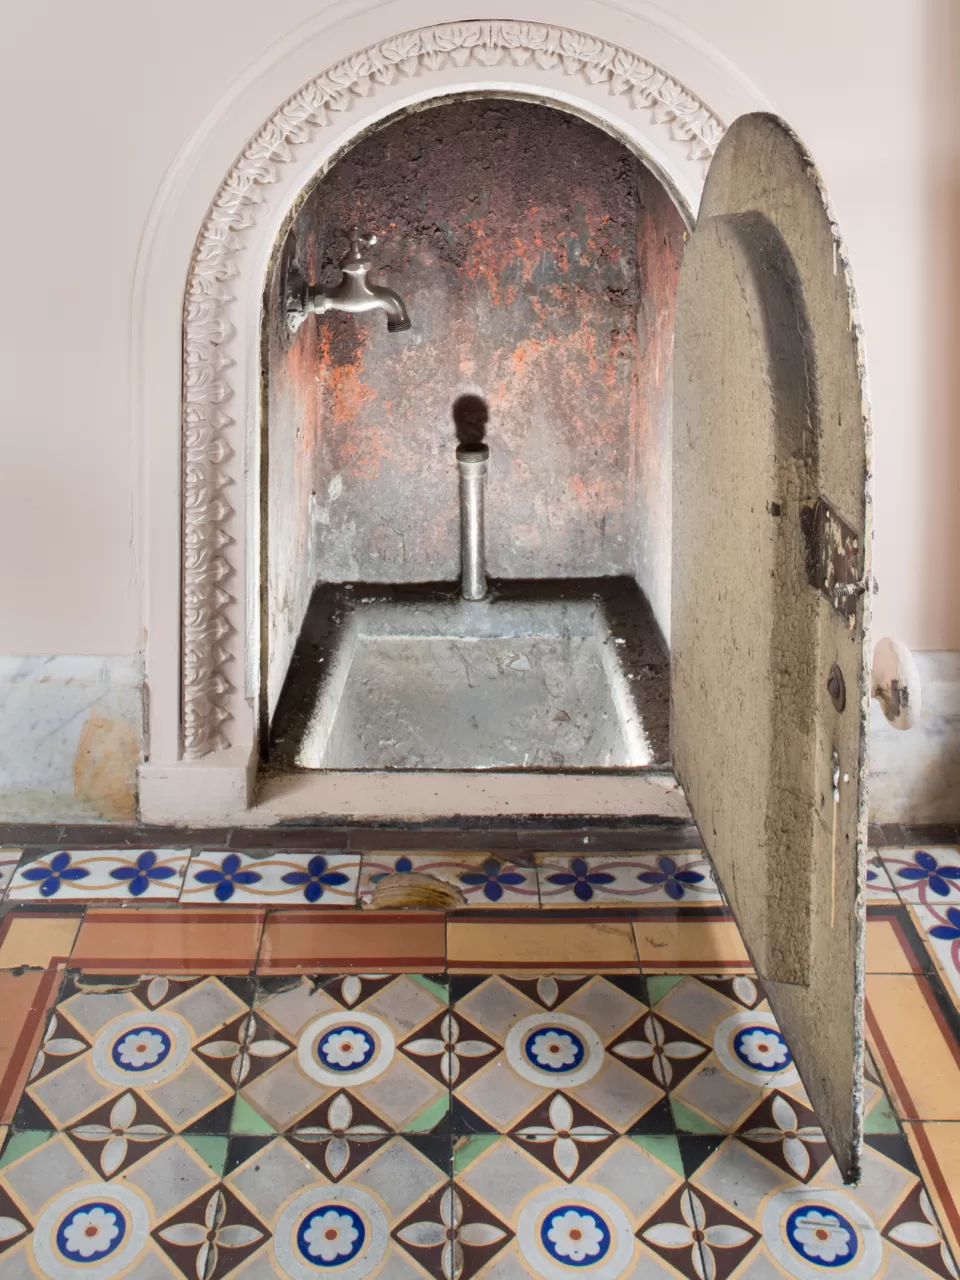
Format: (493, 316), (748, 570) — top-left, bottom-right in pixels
(264, 234), (322, 718)
(265, 99), (686, 699)
(632, 167), (688, 639)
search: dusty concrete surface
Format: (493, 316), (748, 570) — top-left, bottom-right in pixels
(263, 99), (686, 715)
(270, 577), (670, 771)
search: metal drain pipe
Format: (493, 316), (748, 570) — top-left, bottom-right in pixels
(456, 443), (489, 600)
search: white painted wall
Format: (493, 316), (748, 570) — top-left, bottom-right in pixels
(0, 0), (955, 663)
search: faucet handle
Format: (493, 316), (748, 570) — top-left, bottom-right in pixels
(348, 226), (378, 254)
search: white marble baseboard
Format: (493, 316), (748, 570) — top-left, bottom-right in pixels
(868, 651), (960, 824)
(0, 651), (957, 825)
(0, 655), (143, 822)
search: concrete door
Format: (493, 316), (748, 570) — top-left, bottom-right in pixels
(672, 113), (872, 1182)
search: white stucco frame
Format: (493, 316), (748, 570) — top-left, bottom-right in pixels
(137, 0), (768, 823)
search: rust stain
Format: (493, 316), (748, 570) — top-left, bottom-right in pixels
(73, 714), (138, 822)
(266, 99), (686, 588)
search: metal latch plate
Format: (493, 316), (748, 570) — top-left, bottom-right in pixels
(801, 497), (864, 621)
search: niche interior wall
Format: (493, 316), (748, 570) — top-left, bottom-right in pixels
(263, 98), (686, 720)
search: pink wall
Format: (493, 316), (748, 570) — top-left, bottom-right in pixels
(0, 0), (956, 656)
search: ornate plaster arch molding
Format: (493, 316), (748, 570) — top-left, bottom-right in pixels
(182, 20), (726, 758)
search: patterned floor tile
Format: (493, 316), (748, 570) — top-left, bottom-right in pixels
(0, 1129), (222, 1277)
(537, 852), (720, 905)
(904, 1121), (960, 1270)
(866, 851), (899, 903)
(0, 848), (21, 898)
(16, 973), (255, 1134)
(453, 1130), (690, 1277)
(449, 975), (673, 1138)
(6, 849), (190, 901)
(236, 974), (451, 1136)
(183, 850), (361, 904)
(359, 852), (538, 906)
(687, 1132), (958, 1278)
(225, 1133), (449, 1277)
(645, 975), (835, 1135)
(911, 903), (960, 1010)
(881, 848), (960, 906)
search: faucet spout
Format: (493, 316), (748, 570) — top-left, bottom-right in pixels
(373, 286), (412, 333)
(286, 227), (411, 334)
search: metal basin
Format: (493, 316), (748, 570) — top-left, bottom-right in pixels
(269, 580), (670, 771)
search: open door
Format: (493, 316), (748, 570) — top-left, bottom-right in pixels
(672, 113), (872, 1182)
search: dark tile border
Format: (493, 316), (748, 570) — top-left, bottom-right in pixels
(2, 819), (935, 853)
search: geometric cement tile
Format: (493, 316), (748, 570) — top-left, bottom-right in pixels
(0, 1130), (217, 1276)
(689, 1134), (957, 1279)
(652, 977), (813, 1134)
(456, 1134), (686, 1277)
(152, 1182), (266, 1276)
(640, 1182), (758, 1280)
(226, 1135), (446, 1277)
(451, 975), (664, 1136)
(18, 975), (252, 1134)
(240, 975), (449, 1135)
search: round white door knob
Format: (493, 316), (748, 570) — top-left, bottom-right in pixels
(871, 638), (921, 730)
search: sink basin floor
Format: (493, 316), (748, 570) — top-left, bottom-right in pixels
(268, 578), (671, 772)
(321, 633), (632, 768)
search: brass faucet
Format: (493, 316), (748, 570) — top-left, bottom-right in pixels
(286, 227), (411, 335)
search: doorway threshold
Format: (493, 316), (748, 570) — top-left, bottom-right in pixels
(251, 767), (689, 824)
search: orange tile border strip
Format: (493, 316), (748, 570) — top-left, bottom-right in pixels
(0, 966), (63, 1122)
(903, 1122), (960, 1265)
(866, 973), (960, 1121)
(865, 916), (924, 974)
(447, 919), (638, 971)
(633, 916), (751, 971)
(0, 908), (82, 970)
(258, 910), (447, 973)
(863, 918), (960, 1251)
(70, 907), (266, 973)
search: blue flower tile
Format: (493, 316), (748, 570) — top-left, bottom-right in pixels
(7, 849), (189, 901)
(911, 902), (960, 1014)
(881, 848), (960, 904)
(537, 852), (721, 905)
(183, 850), (360, 904)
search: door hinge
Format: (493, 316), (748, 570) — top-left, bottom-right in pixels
(801, 497), (866, 622)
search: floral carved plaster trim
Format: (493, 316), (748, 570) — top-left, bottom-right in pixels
(182, 20), (725, 757)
